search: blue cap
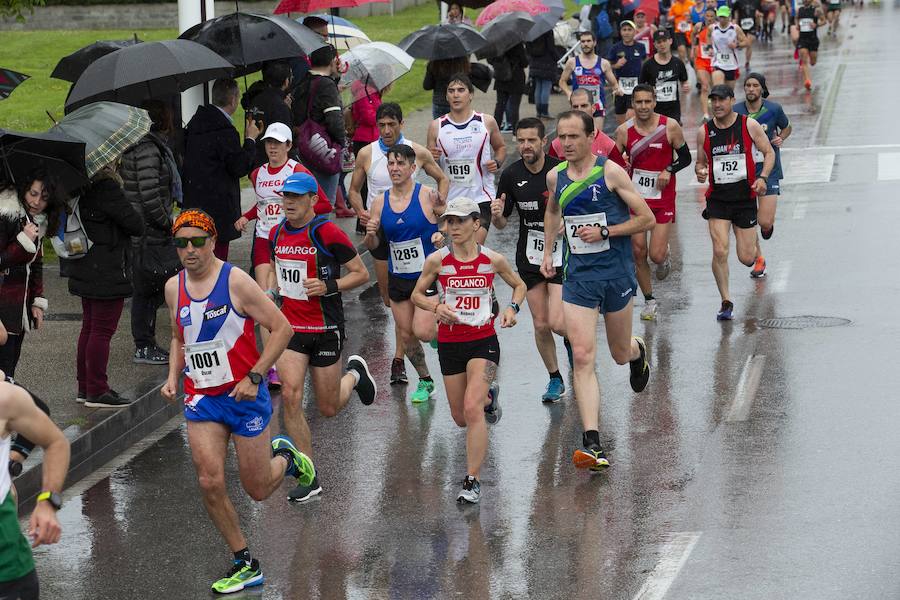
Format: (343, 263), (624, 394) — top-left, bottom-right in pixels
(280, 172), (318, 195)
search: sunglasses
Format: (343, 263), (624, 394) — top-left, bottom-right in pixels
(173, 236), (210, 249)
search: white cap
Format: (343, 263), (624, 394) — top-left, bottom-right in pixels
(262, 122), (292, 143)
(441, 197), (481, 219)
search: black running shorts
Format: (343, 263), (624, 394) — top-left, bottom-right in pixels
(705, 199), (758, 228)
(438, 334), (500, 376)
(287, 329), (344, 367)
(388, 274), (437, 303)
(518, 267), (563, 290)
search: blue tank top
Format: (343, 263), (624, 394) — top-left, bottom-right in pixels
(555, 156), (634, 282)
(573, 55), (606, 108)
(380, 183), (438, 279)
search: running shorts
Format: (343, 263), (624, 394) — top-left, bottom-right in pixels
(388, 274), (437, 303)
(252, 236), (271, 268)
(826, 2), (840, 10)
(673, 32), (691, 48)
(287, 328), (344, 367)
(651, 202), (676, 224)
(695, 56), (713, 72)
(704, 198), (758, 228)
(714, 68), (740, 81)
(562, 274), (637, 313)
(184, 384), (272, 437)
(438, 334), (500, 376)
(797, 36), (819, 52)
(0, 569), (39, 600)
(518, 267), (563, 290)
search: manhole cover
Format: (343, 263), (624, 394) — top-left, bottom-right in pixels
(757, 316), (850, 329)
(44, 313), (83, 322)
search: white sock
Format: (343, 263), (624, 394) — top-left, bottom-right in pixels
(348, 368), (361, 386)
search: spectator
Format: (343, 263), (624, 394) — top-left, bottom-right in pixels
(120, 100), (182, 367)
(0, 170), (65, 378)
(445, 2), (473, 25)
(350, 81), (382, 158)
(243, 60), (294, 167)
(68, 163), (144, 408)
(292, 44), (345, 207)
(423, 57), (470, 119)
(288, 15), (329, 84)
(490, 43), (529, 132)
(182, 78), (260, 260)
(527, 30), (561, 119)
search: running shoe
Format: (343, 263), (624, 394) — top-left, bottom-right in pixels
(76, 391), (86, 404)
(410, 379), (435, 403)
(271, 435), (315, 486)
(804, 79), (812, 90)
(390, 358), (408, 385)
(133, 345), (168, 365)
(572, 446), (610, 472)
(629, 337), (650, 392)
(288, 474), (322, 503)
(457, 475), (481, 504)
(717, 300), (734, 321)
(761, 225), (774, 240)
(347, 355), (376, 405)
(429, 338), (438, 350)
(267, 367), (281, 390)
(84, 390), (133, 408)
(750, 255), (767, 278)
(484, 381), (501, 424)
(211, 559), (263, 594)
(563, 337), (574, 370)
(640, 299), (658, 321)
(656, 248), (672, 280)
(541, 378), (565, 403)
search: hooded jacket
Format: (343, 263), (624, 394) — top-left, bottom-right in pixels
(526, 31), (561, 82)
(120, 131), (176, 243)
(0, 189), (47, 334)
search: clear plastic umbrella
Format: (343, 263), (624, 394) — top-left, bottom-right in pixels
(339, 42), (414, 104)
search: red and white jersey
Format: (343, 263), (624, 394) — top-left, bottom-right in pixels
(250, 159), (306, 239)
(436, 245), (497, 343)
(624, 115), (676, 206)
(436, 112), (496, 204)
(176, 263), (260, 397)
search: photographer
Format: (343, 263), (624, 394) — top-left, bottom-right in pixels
(243, 60), (294, 167)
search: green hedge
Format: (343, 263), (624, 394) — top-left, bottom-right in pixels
(44, 0), (175, 5)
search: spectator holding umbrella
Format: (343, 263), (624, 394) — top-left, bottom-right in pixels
(489, 43), (528, 132)
(445, 2), (473, 25)
(526, 31), (559, 121)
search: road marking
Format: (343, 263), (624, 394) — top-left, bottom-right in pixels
(793, 197), (809, 219)
(769, 259), (792, 294)
(726, 354), (767, 422)
(783, 153), (835, 184)
(632, 532), (702, 600)
(877, 152), (900, 181)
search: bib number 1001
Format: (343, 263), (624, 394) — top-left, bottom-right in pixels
(189, 351), (221, 370)
(455, 295), (481, 310)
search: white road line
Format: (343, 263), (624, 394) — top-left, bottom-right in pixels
(726, 355), (767, 423)
(632, 532), (702, 600)
(793, 197), (809, 219)
(769, 259), (793, 294)
(877, 152), (900, 181)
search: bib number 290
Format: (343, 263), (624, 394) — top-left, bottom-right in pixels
(455, 295), (481, 311)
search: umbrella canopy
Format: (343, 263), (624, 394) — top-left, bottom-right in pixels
(65, 40), (233, 112)
(475, 0), (549, 27)
(180, 12), (326, 77)
(476, 12), (534, 59)
(339, 42), (414, 104)
(526, 0), (566, 42)
(50, 102), (151, 178)
(0, 68), (29, 100)
(433, 0), (493, 8)
(0, 129), (88, 194)
(50, 38), (142, 83)
(274, 0), (388, 16)
(398, 23), (487, 60)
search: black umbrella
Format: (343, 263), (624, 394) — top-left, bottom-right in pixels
(50, 37), (142, 83)
(0, 68), (29, 100)
(476, 12), (534, 59)
(0, 129), (88, 194)
(65, 40), (234, 112)
(398, 23), (487, 60)
(179, 12), (326, 77)
(526, 1), (566, 42)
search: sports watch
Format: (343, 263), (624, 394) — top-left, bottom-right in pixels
(600, 225), (610, 240)
(248, 371), (264, 385)
(37, 491), (62, 511)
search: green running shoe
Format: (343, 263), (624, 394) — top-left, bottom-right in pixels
(211, 559), (263, 594)
(411, 379), (435, 403)
(271, 434), (315, 487)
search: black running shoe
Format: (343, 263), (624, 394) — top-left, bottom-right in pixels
(761, 225), (774, 240)
(84, 390), (133, 409)
(457, 475), (481, 504)
(629, 337), (650, 393)
(390, 358), (408, 385)
(484, 382), (501, 424)
(288, 474), (322, 503)
(348, 355), (376, 405)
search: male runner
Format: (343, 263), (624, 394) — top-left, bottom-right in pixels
(269, 172), (376, 503)
(365, 144), (445, 404)
(541, 111), (654, 471)
(161, 209), (313, 594)
(490, 117), (567, 403)
(0, 381), (69, 600)
(693, 8), (718, 121)
(735, 72), (791, 277)
(825, 0), (841, 35)
(427, 74), (505, 244)
(559, 30), (623, 132)
(548, 89), (617, 161)
(668, 0), (696, 64)
(694, 85), (774, 320)
(607, 20), (647, 125)
(412, 197), (526, 504)
(795, 0), (824, 90)
(733, 0), (762, 68)
(347, 102), (449, 385)
(610, 85), (692, 321)
(710, 6), (751, 88)
(634, 9), (658, 56)
(640, 30), (692, 123)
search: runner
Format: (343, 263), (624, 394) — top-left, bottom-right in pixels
(161, 209), (313, 594)
(548, 89), (617, 160)
(693, 8), (718, 121)
(634, 9), (658, 56)
(559, 30), (623, 133)
(761, 0), (779, 41)
(0, 381), (69, 600)
(668, 0), (696, 64)
(347, 102), (449, 385)
(710, 6), (751, 89)
(427, 73), (505, 244)
(540, 110), (654, 471)
(607, 20), (647, 125)
(610, 85), (692, 321)
(639, 30), (692, 123)
(694, 85), (775, 320)
(825, 0), (841, 35)
(412, 197), (526, 503)
(490, 117), (568, 403)
(735, 72), (791, 278)
(268, 172), (376, 503)
(365, 144), (445, 404)
(733, 0), (762, 68)
(795, 0), (824, 90)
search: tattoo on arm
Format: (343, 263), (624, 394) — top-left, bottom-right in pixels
(483, 361), (497, 385)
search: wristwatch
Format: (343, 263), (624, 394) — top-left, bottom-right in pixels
(37, 490), (62, 511)
(248, 371), (264, 385)
(508, 302), (520, 314)
(600, 225), (610, 240)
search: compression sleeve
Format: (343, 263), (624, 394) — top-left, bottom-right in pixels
(668, 143), (692, 173)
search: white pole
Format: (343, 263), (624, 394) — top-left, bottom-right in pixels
(440, 1), (448, 23)
(178, 0), (215, 126)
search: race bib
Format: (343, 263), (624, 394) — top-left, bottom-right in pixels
(564, 213), (609, 255)
(619, 76), (638, 95)
(632, 168), (662, 200)
(716, 51), (738, 70)
(638, 38), (651, 54)
(741, 17), (755, 29)
(446, 158), (476, 185)
(525, 229), (562, 267)
(389, 238), (425, 274)
(712, 154), (748, 184)
(656, 81), (677, 102)
(677, 20), (691, 32)
(445, 288), (492, 327)
(700, 43), (713, 59)
(799, 17), (815, 32)
(259, 199), (283, 230)
(184, 339), (234, 389)
(276, 258), (308, 300)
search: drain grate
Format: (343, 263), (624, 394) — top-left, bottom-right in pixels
(44, 313), (83, 322)
(757, 315), (850, 329)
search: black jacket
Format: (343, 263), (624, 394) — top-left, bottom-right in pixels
(526, 31), (561, 81)
(120, 132), (175, 243)
(247, 85), (293, 166)
(490, 44), (528, 95)
(182, 104), (257, 243)
(67, 176), (145, 300)
(291, 72), (346, 147)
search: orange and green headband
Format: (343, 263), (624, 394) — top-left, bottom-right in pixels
(172, 209), (218, 238)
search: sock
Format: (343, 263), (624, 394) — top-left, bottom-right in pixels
(549, 370), (562, 381)
(422, 376), (433, 383)
(582, 430), (601, 449)
(234, 548), (251, 564)
(348, 368), (361, 386)
(644, 293), (655, 302)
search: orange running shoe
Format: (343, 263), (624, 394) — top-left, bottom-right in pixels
(804, 79), (812, 90)
(750, 255), (767, 278)
(573, 447), (610, 472)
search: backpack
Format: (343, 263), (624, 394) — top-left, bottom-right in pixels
(51, 196), (93, 259)
(296, 77), (343, 176)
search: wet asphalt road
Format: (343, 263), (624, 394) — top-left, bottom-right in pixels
(25, 5), (900, 598)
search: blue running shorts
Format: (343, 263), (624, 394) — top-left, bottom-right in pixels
(562, 274), (638, 314)
(184, 384), (272, 437)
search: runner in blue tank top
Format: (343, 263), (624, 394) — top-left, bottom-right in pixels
(559, 30), (623, 132)
(540, 110), (655, 473)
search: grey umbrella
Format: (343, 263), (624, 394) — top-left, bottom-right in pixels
(65, 40), (233, 112)
(476, 12), (535, 59)
(526, 0), (566, 43)
(0, 129), (88, 194)
(398, 23), (487, 60)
